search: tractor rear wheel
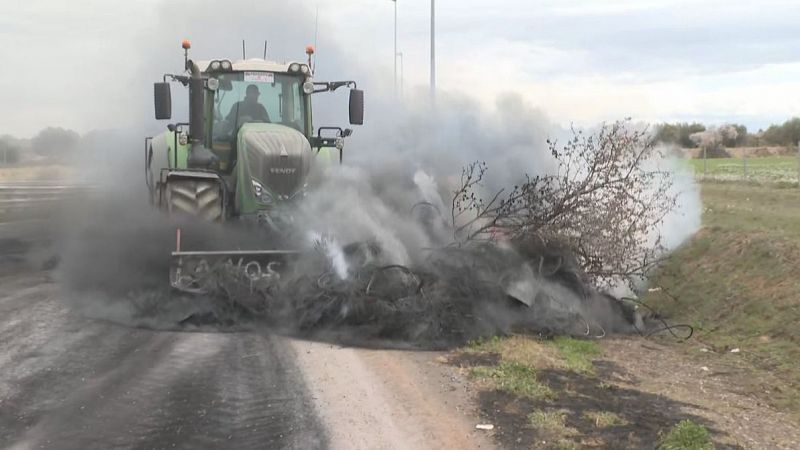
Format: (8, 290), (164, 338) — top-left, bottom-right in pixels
(165, 179), (224, 221)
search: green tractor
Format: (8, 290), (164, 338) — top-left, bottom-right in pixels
(145, 40), (364, 292)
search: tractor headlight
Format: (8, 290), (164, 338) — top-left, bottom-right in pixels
(220, 60), (232, 71)
(289, 63), (300, 73)
(210, 60), (221, 71)
(303, 81), (315, 95)
(178, 133), (189, 145)
(299, 64), (310, 75)
(251, 179), (273, 205)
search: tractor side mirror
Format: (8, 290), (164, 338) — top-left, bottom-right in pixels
(154, 82), (172, 120)
(349, 89), (364, 125)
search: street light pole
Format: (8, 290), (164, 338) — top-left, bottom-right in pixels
(396, 51), (404, 100)
(430, 0), (436, 104)
(392, 0), (397, 97)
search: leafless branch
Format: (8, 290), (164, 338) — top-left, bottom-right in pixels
(450, 119), (678, 291)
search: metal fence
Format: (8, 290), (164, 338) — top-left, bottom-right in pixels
(693, 154), (800, 185)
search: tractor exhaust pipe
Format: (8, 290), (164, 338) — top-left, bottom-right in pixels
(180, 40), (204, 144)
(182, 41), (218, 168)
(187, 50), (204, 144)
(188, 76), (204, 143)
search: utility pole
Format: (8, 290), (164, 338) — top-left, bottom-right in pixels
(391, 0), (397, 97)
(396, 51), (404, 100)
(430, 0), (436, 104)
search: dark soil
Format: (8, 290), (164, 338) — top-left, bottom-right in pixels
(454, 356), (745, 450)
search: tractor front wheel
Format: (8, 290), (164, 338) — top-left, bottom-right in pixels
(164, 179), (224, 221)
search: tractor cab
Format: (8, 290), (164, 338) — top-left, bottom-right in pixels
(147, 40), (363, 222)
(198, 60), (314, 173)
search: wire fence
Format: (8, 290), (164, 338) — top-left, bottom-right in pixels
(689, 154), (800, 185)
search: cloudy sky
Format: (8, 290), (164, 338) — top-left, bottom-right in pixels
(1, 0), (798, 136)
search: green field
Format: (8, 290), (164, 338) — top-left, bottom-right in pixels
(644, 181), (800, 413)
(687, 156), (799, 184)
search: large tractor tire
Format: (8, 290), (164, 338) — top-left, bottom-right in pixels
(165, 179), (224, 221)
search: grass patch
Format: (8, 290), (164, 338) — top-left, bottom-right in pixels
(644, 181), (800, 414)
(553, 441), (579, 450)
(470, 361), (554, 400)
(528, 409), (566, 428)
(699, 182), (800, 240)
(547, 337), (601, 374)
(658, 420), (715, 450)
(688, 156), (799, 185)
(583, 410), (628, 428)
(467, 335), (504, 352)
(528, 410), (579, 448)
(468, 335), (596, 371)
(466, 335), (565, 369)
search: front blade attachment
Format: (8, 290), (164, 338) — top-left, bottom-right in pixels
(170, 249), (301, 295)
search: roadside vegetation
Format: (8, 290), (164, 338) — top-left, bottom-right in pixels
(547, 336), (601, 374)
(455, 172), (800, 448)
(654, 117), (800, 149)
(469, 362), (553, 400)
(644, 181), (800, 414)
(457, 335), (723, 449)
(687, 155), (799, 184)
(658, 420), (715, 450)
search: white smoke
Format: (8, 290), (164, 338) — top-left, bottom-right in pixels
(307, 232), (349, 280)
(657, 158), (702, 252)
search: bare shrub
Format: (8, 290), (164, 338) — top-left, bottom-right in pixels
(452, 120), (678, 291)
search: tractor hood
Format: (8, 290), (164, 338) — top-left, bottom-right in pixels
(237, 123), (312, 198)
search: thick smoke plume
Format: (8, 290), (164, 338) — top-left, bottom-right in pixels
(54, 116), (695, 348)
(49, 0), (701, 347)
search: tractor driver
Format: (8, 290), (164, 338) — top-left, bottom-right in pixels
(226, 84), (271, 125)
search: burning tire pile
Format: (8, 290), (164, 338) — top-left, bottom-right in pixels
(168, 237), (643, 348)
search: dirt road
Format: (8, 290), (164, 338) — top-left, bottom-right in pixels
(292, 340), (493, 449)
(0, 251), (493, 449)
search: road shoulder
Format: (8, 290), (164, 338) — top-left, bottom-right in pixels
(289, 339), (496, 450)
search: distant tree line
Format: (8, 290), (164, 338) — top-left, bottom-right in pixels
(654, 117), (800, 148)
(761, 118), (800, 147)
(0, 126), (82, 165)
(30, 127), (80, 157)
(0, 136), (21, 164)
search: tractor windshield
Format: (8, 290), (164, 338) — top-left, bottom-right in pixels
(211, 72), (308, 140)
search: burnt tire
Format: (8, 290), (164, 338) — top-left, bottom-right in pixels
(165, 179), (224, 221)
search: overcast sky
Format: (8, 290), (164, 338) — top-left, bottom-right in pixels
(1, 0), (798, 136)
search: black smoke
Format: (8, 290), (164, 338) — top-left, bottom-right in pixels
(49, 0), (692, 348)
